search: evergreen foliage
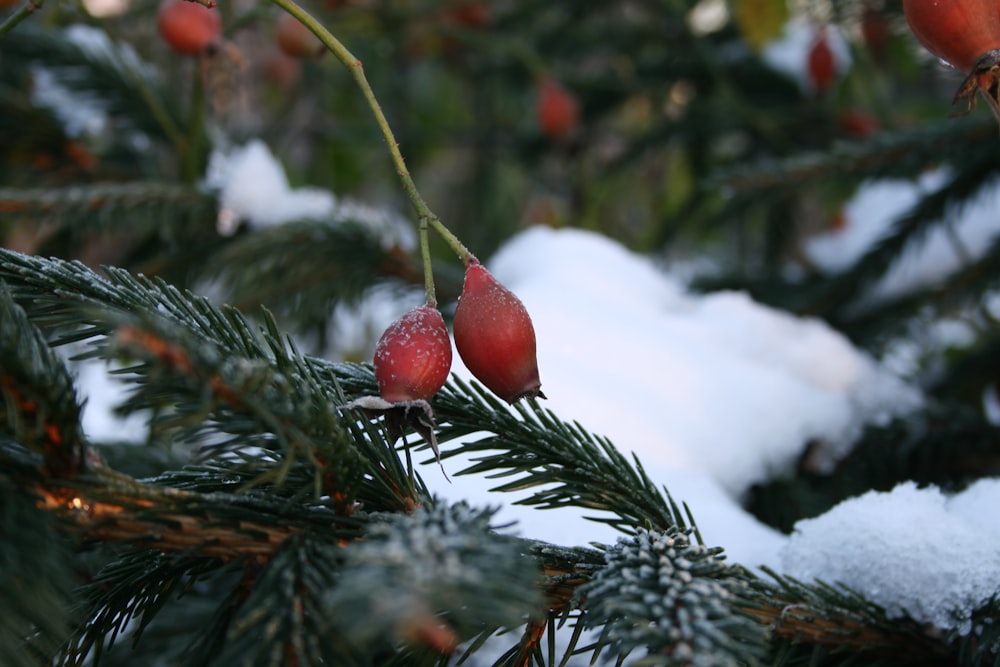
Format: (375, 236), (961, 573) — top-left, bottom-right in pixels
(3, 0), (1000, 665)
(581, 528), (768, 666)
(0, 483), (77, 667)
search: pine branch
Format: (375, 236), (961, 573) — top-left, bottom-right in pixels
(0, 247), (423, 509)
(811, 149), (1000, 321)
(0, 182), (217, 248)
(59, 550), (226, 667)
(210, 219), (427, 334)
(933, 230), (1000, 310)
(432, 377), (688, 535)
(326, 503), (543, 661)
(579, 527), (769, 666)
(0, 243), (685, 538)
(212, 533), (365, 667)
(747, 569), (950, 665)
(1, 25), (186, 152)
(4, 438), (585, 665)
(709, 115), (997, 197)
(0, 281), (84, 477)
(107, 313), (368, 508)
(0, 439), (358, 665)
(29, 465), (363, 562)
(0, 479), (76, 667)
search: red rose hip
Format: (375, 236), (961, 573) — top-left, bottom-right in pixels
(902, 0), (1000, 117)
(374, 305), (452, 403)
(276, 13), (325, 59)
(453, 262), (542, 403)
(536, 76), (579, 142)
(157, 0), (222, 56)
(807, 28), (837, 94)
(902, 0), (1000, 74)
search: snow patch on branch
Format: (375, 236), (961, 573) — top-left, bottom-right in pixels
(781, 480), (1000, 634)
(203, 139), (415, 250)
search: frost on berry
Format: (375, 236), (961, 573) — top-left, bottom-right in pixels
(343, 304), (452, 478)
(374, 305), (452, 403)
(453, 262), (543, 403)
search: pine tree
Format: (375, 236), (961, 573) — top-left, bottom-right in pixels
(3, 0), (1000, 665)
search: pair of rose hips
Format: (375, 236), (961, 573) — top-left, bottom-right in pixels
(157, 1), (322, 60)
(373, 262), (542, 405)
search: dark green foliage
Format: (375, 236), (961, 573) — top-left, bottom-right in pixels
(749, 570), (950, 666)
(0, 282), (85, 476)
(212, 534), (361, 667)
(0, 182), (217, 238)
(326, 503), (542, 660)
(1, 25), (183, 149)
(950, 596), (1000, 666)
(0, 482), (77, 667)
(211, 219), (441, 345)
(59, 550), (228, 667)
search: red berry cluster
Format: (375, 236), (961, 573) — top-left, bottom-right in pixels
(157, 3), (325, 62)
(902, 0), (1000, 116)
(374, 262), (542, 406)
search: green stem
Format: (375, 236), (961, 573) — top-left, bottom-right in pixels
(0, 0), (44, 39)
(268, 0), (475, 265)
(180, 62), (207, 183)
(419, 222), (436, 307)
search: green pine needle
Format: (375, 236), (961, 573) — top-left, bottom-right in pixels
(0, 282), (85, 476)
(432, 377), (687, 534)
(0, 482), (77, 667)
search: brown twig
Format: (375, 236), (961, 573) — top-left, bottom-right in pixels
(35, 482), (305, 562)
(743, 601), (950, 663)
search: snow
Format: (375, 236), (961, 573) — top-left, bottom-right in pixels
(781, 481), (1000, 634)
(75, 356), (148, 442)
(804, 171), (1000, 305)
(30, 25), (141, 140)
(204, 140), (337, 233)
(31, 68), (107, 139)
(203, 140), (415, 249)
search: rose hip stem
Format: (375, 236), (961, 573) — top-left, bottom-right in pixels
(268, 0), (475, 305)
